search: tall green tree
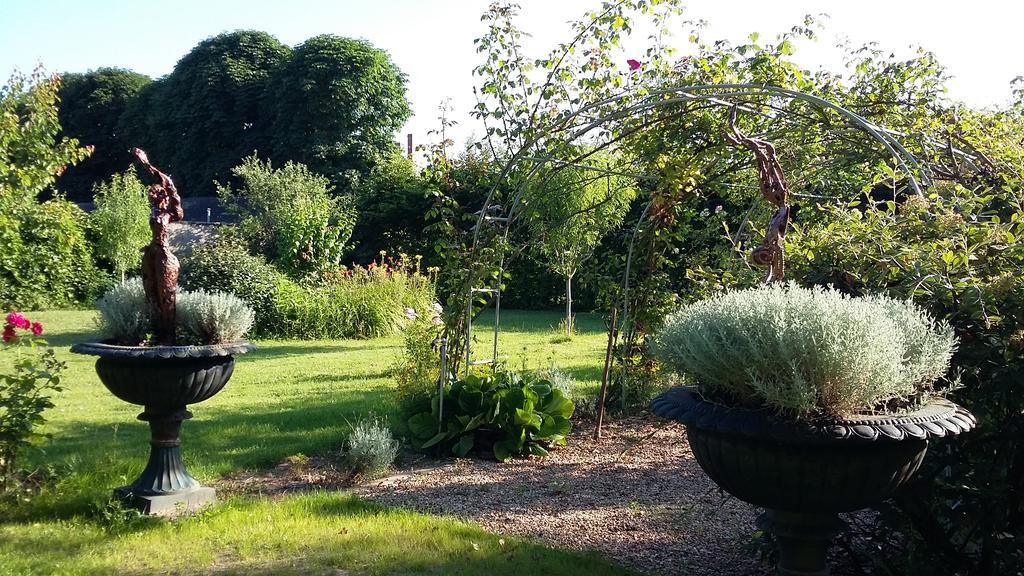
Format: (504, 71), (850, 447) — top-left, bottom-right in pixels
(122, 30), (291, 196)
(266, 34), (411, 193)
(55, 68), (151, 200)
(90, 167), (150, 281)
(522, 150), (638, 335)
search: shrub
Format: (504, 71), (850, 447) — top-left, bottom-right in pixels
(89, 167), (150, 281)
(1, 70), (98, 311)
(534, 367), (576, 399)
(652, 283), (956, 420)
(176, 290), (254, 344)
(407, 368), (575, 461)
(392, 304), (445, 415)
(272, 257), (435, 339)
(0, 199), (108, 310)
(345, 416), (400, 479)
(1, 313), (65, 493)
(95, 278), (153, 345)
(218, 155), (357, 277)
(780, 184), (1024, 573)
(180, 238), (282, 334)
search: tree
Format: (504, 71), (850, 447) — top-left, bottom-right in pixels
(55, 68), (151, 200)
(122, 31), (291, 196)
(90, 167), (150, 281)
(522, 149), (638, 335)
(350, 151), (432, 263)
(1, 69), (90, 207)
(265, 34), (411, 193)
(218, 155), (357, 276)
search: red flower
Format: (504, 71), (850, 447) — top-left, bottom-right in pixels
(31, 322), (43, 336)
(627, 59), (642, 70)
(2, 326), (15, 343)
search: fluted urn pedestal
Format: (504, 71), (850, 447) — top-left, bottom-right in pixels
(652, 386), (975, 576)
(71, 341), (255, 515)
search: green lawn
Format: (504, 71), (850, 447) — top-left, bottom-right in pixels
(1, 309), (630, 576)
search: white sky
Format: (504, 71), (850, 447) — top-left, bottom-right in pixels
(1, 0), (1020, 150)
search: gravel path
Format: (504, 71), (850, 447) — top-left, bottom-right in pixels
(353, 416), (765, 576)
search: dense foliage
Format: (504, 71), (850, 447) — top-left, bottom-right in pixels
(181, 242), (435, 340)
(0, 70), (102, 310)
(89, 167), (150, 281)
(59, 31), (409, 198)
(55, 68), (151, 200)
(653, 283), (955, 419)
(120, 31), (290, 196)
(180, 238), (282, 333)
(407, 368), (575, 461)
(272, 258), (434, 340)
(218, 155), (357, 277)
(266, 34), (410, 193)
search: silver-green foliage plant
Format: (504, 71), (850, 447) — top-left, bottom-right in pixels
(345, 416), (399, 479)
(652, 283), (956, 419)
(176, 289), (254, 345)
(96, 278), (153, 345)
(90, 167), (150, 281)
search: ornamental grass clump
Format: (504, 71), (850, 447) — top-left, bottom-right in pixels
(652, 283), (955, 420)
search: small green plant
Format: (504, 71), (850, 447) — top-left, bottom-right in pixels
(1, 313), (64, 493)
(95, 278), (153, 345)
(89, 167), (150, 281)
(392, 302), (445, 414)
(176, 289), (254, 344)
(345, 416), (399, 479)
(534, 367), (575, 399)
(652, 283), (956, 419)
(407, 367), (575, 461)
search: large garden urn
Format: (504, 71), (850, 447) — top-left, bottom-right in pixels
(652, 386), (975, 576)
(71, 341), (255, 514)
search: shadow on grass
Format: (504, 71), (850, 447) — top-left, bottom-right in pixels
(5, 386), (395, 522)
(41, 327), (104, 348)
(2, 493), (636, 576)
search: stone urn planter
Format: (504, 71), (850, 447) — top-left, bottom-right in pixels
(71, 341), (255, 514)
(652, 386), (976, 576)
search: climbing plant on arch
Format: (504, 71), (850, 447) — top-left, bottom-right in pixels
(428, 2), (1021, 573)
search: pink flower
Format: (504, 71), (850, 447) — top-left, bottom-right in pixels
(31, 321), (43, 336)
(627, 59), (642, 70)
(2, 326), (15, 343)
(6, 312), (27, 329)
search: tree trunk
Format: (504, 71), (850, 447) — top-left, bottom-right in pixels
(565, 274), (574, 336)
